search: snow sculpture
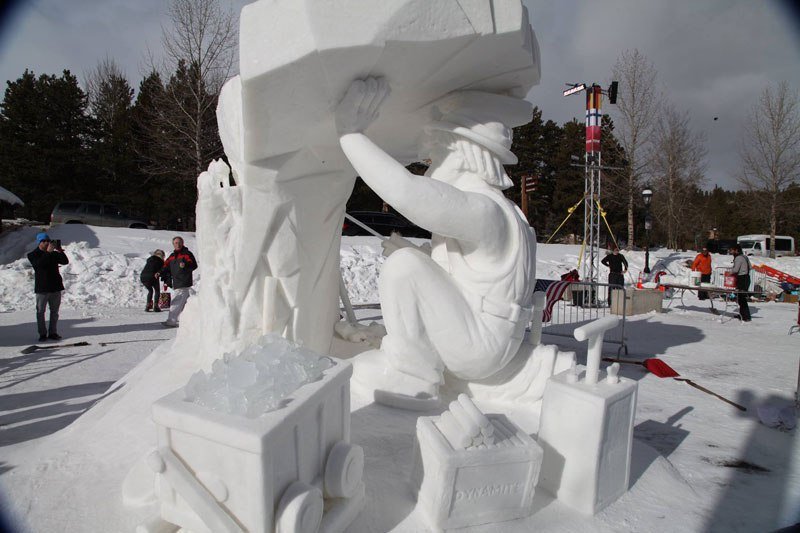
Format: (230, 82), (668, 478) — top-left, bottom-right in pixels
(412, 394), (543, 529)
(145, 355), (364, 533)
(336, 80), (537, 409)
(537, 317), (638, 514)
(191, 0), (540, 364)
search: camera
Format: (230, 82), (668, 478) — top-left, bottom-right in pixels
(54, 239), (62, 249)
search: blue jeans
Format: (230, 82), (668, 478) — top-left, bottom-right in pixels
(35, 291), (62, 337)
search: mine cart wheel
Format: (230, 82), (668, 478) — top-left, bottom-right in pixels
(324, 441), (364, 498)
(276, 481), (323, 533)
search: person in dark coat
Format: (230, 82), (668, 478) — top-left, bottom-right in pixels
(27, 232), (69, 341)
(140, 249), (165, 312)
(160, 236), (198, 327)
(601, 247), (628, 288)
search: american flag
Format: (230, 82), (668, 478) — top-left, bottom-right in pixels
(534, 279), (573, 323)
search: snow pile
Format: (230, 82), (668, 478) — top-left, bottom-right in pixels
(184, 333), (333, 417)
(340, 238), (386, 304)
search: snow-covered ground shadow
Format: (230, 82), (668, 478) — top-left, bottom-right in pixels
(704, 391), (799, 531)
(348, 401), (439, 531)
(630, 407), (693, 487)
(47, 224), (100, 250)
(0, 348), (113, 390)
(0, 380), (117, 448)
(0, 321), (39, 347)
(0, 227), (38, 265)
(0, 317), (168, 348)
(56, 317), (168, 338)
(649, 252), (691, 275)
(622, 318), (706, 357)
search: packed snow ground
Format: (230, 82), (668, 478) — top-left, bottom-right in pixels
(0, 224), (798, 532)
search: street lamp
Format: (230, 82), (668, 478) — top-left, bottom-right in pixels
(642, 187), (653, 274)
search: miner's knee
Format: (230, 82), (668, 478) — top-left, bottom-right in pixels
(380, 248), (432, 288)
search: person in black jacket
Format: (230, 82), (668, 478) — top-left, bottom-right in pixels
(140, 249), (165, 312)
(601, 247), (628, 288)
(160, 236), (198, 327)
(27, 232), (69, 341)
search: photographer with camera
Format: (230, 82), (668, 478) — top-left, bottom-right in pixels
(27, 232), (69, 341)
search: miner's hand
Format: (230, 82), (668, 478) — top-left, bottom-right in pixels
(336, 77), (390, 135)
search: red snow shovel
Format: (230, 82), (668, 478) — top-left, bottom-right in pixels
(603, 356), (679, 378)
(603, 357), (746, 411)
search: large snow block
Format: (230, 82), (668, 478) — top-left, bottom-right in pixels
(537, 366), (637, 514)
(413, 414), (543, 530)
(238, 0), (540, 164)
(150, 359), (364, 533)
(611, 287), (664, 316)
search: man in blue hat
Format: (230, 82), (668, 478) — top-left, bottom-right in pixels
(27, 232), (69, 341)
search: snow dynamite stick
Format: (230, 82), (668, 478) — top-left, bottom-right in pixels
(603, 357), (747, 411)
(21, 341), (90, 354)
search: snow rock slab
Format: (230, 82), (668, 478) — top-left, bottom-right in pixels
(238, 0), (540, 164)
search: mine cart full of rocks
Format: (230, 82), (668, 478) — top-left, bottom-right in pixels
(143, 359), (364, 533)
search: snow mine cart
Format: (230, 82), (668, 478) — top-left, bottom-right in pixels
(141, 359), (364, 533)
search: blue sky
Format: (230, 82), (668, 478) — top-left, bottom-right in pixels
(1, 0), (798, 190)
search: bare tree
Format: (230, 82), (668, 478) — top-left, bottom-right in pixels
(738, 81), (800, 258)
(650, 104), (707, 250)
(611, 49), (659, 249)
(85, 58), (132, 124)
(145, 0), (237, 180)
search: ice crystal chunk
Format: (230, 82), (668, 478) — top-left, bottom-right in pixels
(183, 333), (333, 417)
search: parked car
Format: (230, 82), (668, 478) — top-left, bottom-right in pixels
(342, 211), (431, 238)
(50, 201), (149, 229)
(706, 239), (737, 255)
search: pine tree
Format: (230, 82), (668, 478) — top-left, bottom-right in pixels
(0, 70), (92, 221)
(86, 59), (137, 213)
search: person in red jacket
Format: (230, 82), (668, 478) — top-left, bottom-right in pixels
(160, 236), (198, 327)
(691, 246), (713, 300)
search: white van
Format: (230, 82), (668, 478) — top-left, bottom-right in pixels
(737, 234), (796, 257)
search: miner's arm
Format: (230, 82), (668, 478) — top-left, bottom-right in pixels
(339, 133), (502, 243)
(336, 78), (503, 245)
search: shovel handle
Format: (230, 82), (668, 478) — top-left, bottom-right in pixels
(602, 357), (644, 366)
(675, 379), (747, 411)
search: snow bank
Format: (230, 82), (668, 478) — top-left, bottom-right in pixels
(3, 223), (800, 314)
(0, 225), (197, 312)
(0, 185), (23, 206)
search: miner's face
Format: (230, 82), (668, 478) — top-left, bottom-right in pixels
(419, 131), (461, 184)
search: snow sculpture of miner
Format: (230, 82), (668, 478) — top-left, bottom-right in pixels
(186, 0), (543, 370)
(336, 78), (537, 410)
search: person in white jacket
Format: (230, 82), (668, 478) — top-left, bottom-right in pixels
(336, 78), (536, 409)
